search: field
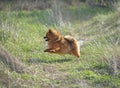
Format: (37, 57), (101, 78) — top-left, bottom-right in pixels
(0, 3), (120, 88)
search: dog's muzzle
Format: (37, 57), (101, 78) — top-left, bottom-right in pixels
(44, 36), (49, 41)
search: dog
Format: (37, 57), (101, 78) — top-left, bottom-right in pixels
(44, 29), (80, 58)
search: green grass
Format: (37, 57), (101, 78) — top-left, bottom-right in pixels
(0, 5), (120, 88)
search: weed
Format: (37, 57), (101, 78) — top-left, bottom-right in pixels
(0, 4), (119, 88)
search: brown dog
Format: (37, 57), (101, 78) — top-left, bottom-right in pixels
(44, 29), (80, 58)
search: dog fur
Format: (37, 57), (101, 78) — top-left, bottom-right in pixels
(44, 29), (80, 58)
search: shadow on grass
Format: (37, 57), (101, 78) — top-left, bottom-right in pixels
(28, 57), (72, 64)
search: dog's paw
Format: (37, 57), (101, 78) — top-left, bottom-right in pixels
(44, 49), (55, 53)
(50, 50), (55, 52)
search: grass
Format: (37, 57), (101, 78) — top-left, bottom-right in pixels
(0, 4), (120, 88)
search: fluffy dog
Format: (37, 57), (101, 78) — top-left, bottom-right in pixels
(44, 29), (80, 58)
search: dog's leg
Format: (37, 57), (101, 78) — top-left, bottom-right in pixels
(44, 47), (60, 53)
(72, 49), (80, 58)
(44, 48), (55, 52)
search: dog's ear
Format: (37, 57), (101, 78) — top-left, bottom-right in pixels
(49, 29), (52, 33)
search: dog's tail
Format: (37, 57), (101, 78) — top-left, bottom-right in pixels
(64, 35), (80, 52)
(64, 35), (74, 41)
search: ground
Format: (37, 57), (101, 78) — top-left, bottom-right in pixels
(0, 4), (120, 88)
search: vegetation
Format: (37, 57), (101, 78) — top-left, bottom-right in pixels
(0, 0), (120, 88)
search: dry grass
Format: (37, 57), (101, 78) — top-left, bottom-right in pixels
(0, 1), (120, 88)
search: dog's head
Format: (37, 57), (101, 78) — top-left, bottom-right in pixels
(44, 29), (61, 42)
